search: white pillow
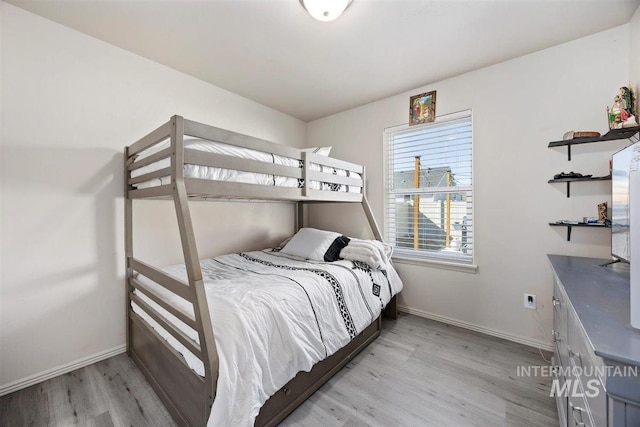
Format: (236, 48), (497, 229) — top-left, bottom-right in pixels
(301, 146), (332, 156)
(280, 228), (340, 261)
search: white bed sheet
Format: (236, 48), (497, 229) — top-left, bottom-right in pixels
(132, 249), (402, 427)
(131, 139), (362, 193)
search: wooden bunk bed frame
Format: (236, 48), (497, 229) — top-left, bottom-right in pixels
(124, 115), (397, 426)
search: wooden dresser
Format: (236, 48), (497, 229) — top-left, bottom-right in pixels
(549, 255), (640, 427)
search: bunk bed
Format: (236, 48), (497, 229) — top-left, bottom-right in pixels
(124, 115), (401, 426)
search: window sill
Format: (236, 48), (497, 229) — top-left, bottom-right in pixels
(391, 255), (478, 274)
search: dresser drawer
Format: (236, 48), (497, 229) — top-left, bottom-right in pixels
(553, 280), (569, 329)
(553, 279), (570, 368)
(568, 317), (606, 382)
(566, 297), (607, 427)
(568, 354), (607, 427)
(552, 355), (569, 427)
(555, 330), (570, 370)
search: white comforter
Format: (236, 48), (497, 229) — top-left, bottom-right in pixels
(133, 250), (403, 427)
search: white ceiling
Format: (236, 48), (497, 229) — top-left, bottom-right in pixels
(7, 0), (640, 121)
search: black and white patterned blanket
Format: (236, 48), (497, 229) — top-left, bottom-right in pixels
(134, 249), (403, 426)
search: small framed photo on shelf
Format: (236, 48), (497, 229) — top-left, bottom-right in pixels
(409, 91), (436, 126)
(598, 201), (608, 223)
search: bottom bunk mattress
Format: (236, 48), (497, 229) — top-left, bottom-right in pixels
(132, 249), (403, 427)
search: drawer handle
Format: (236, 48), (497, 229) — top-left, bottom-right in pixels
(552, 330), (562, 342)
(283, 387), (291, 396)
(553, 296), (561, 307)
(574, 422), (585, 427)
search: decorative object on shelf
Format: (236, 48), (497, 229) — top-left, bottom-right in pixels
(608, 86), (637, 129)
(562, 130), (601, 140)
(409, 91), (436, 126)
(299, 0), (352, 22)
(553, 171), (591, 179)
(548, 173), (610, 198)
(548, 125), (640, 161)
(598, 201), (608, 223)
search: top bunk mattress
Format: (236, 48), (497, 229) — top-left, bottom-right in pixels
(131, 139), (362, 193)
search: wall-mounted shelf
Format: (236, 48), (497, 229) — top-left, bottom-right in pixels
(548, 175), (611, 198)
(548, 125), (636, 243)
(549, 222), (610, 241)
(548, 126), (640, 160)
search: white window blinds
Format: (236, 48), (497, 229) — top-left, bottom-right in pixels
(384, 110), (473, 264)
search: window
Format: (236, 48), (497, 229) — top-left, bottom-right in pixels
(384, 110), (473, 266)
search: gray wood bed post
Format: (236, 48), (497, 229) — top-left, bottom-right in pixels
(361, 166), (397, 318)
(170, 116), (220, 411)
(297, 202), (305, 231)
(360, 166), (383, 241)
(297, 150), (309, 231)
(124, 146), (133, 355)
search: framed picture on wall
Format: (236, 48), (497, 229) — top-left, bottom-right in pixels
(409, 91), (436, 126)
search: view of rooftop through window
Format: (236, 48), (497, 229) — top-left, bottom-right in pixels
(385, 112), (473, 264)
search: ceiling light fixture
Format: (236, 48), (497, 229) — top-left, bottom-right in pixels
(299, 0), (353, 22)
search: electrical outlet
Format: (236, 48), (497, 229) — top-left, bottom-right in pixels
(524, 294), (537, 310)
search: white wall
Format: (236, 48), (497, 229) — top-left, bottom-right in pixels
(307, 26), (631, 348)
(0, 3), (306, 391)
(1, 1), (637, 395)
(631, 5), (640, 90)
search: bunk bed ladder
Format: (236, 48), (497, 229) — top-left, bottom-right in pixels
(124, 116), (221, 426)
(171, 116), (219, 413)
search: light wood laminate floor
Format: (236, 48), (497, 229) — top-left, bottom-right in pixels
(0, 314), (557, 426)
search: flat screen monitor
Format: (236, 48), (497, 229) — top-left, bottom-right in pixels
(611, 141), (638, 262)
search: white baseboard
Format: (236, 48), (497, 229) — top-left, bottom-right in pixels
(0, 344), (127, 397)
(398, 305), (554, 352)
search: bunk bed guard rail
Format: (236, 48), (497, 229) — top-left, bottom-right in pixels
(125, 115), (366, 203)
